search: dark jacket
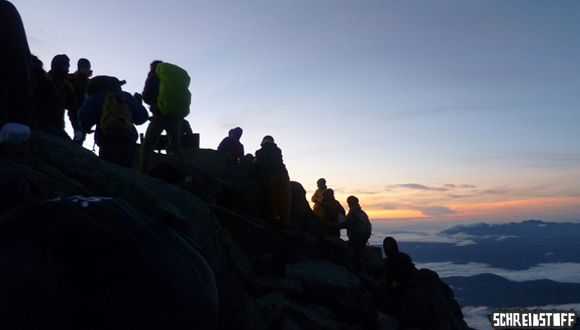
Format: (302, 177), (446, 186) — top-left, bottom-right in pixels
(142, 70), (160, 115)
(46, 71), (79, 130)
(218, 127), (244, 161)
(67, 71), (90, 109)
(0, 0), (34, 127)
(340, 206), (370, 245)
(31, 64), (66, 134)
(384, 241), (418, 293)
(78, 86), (148, 144)
(254, 142), (287, 178)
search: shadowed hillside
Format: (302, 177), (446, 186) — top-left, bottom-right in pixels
(0, 130), (471, 330)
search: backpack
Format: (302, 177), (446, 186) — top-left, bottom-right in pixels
(156, 62), (191, 119)
(100, 90), (132, 137)
(354, 210), (372, 243)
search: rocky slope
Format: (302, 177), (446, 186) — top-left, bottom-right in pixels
(0, 130), (470, 330)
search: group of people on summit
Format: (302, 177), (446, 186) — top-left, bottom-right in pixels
(1, 1), (420, 325)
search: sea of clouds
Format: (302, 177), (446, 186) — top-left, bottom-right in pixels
(363, 221), (580, 329)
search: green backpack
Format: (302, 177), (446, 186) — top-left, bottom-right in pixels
(100, 90), (133, 137)
(156, 62), (191, 119)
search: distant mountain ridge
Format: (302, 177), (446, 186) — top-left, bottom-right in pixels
(396, 220), (580, 270)
(442, 220), (580, 237)
(442, 273), (580, 308)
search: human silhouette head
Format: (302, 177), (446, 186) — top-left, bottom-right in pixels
(150, 60), (162, 72)
(229, 127), (243, 141)
(383, 236), (399, 258)
(316, 178), (326, 189)
(77, 58), (92, 77)
(50, 54), (70, 78)
(261, 135), (274, 146)
(322, 188), (335, 202)
(347, 195), (359, 209)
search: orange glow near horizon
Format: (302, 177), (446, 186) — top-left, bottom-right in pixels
(364, 209), (426, 219)
(359, 196), (580, 222)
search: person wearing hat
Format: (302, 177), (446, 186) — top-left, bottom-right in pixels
(46, 54), (82, 141)
(78, 75), (148, 168)
(254, 135), (292, 226)
(0, 0), (33, 145)
(66, 58), (93, 144)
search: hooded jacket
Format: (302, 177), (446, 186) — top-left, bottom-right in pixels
(383, 238), (418, 292)
(254, 142), (287, 178)
(217, 127), (244, 161)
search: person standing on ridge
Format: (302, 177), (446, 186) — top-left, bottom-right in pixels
(46, 54), (81, 141)
(311, 178), (327, 218)
(254, 135), (292, 226)
(138, 60), (191, 180)
(79, 75), (148, 168)
(67, 58), (93, 144)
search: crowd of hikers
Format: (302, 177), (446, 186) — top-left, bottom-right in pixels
(1, 1), (420, 328)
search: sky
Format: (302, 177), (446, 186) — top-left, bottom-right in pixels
(11, 0), (580, 227)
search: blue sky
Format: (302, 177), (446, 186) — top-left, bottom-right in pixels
(12, 0), (580, 226)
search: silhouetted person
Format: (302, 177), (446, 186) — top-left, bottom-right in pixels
(139, 60), (190, 179)
(383, 236), (418, 322)
(311, 178), (326, 218)
(46, 54), (81, 140)
(180, 119), (197, 147)
(217, 126), (244, 173)
(67, 58), (92, 144)
(0, 0), (33, 145)
(254, 135), (291, 226)
(79, 76), (148, 168)
(30, 55), (70, 138)
(322, 188), (345, 237)
(343, 196), (372, 245)
(337, 195), (372, 270)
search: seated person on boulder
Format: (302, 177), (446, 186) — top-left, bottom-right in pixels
(321, 188), (345, 237)
(383, 236), (418, 321)
(217, 126), (244, 173)
(253, 135), (291, 226)
(336, 195), (372, 268)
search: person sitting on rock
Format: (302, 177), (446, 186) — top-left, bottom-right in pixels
(180, 119), (197, 147)
(336, 195), (371, 269)
(383, 236), (418, 321)
(321, 188), (345, 237)
(311, 178), (326, 218)
(253, 135), (291, 226)
(217, 126), (244, 173)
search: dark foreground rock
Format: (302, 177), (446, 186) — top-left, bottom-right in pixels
(0, 130), (470, 330)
